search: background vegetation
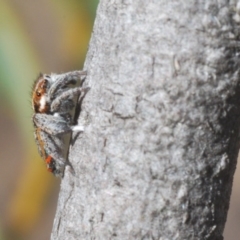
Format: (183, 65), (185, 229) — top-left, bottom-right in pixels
(0, 1), (97, 239)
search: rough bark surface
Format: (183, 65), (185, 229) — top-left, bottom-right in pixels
(51, 1), (240, 239)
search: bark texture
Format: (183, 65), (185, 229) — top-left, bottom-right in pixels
(51, 1), (240, 239)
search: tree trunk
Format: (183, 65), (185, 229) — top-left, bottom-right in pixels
(51, 1), (240, 239)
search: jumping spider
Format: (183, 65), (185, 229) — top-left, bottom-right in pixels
(31, 70), (89, 177)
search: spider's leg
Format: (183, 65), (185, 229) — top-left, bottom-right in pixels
(33, 113), (84, 136)
(33, 113), (72, 135)
(49, 70), (87, 97)
(73, 86), (90, 124)
(51, 87), (81, 112)
(51, 86), (90, 113)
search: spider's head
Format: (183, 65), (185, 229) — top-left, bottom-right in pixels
(32, 73), (50, 113)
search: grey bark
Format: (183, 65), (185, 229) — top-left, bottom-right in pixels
(51, 1), (240, 239)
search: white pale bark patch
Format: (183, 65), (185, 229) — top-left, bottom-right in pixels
(51, 1), (240, 240)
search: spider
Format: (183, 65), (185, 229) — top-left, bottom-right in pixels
(31, 70), (89, 177)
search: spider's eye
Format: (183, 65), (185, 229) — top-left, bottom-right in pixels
(36, 92), (41, 97)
